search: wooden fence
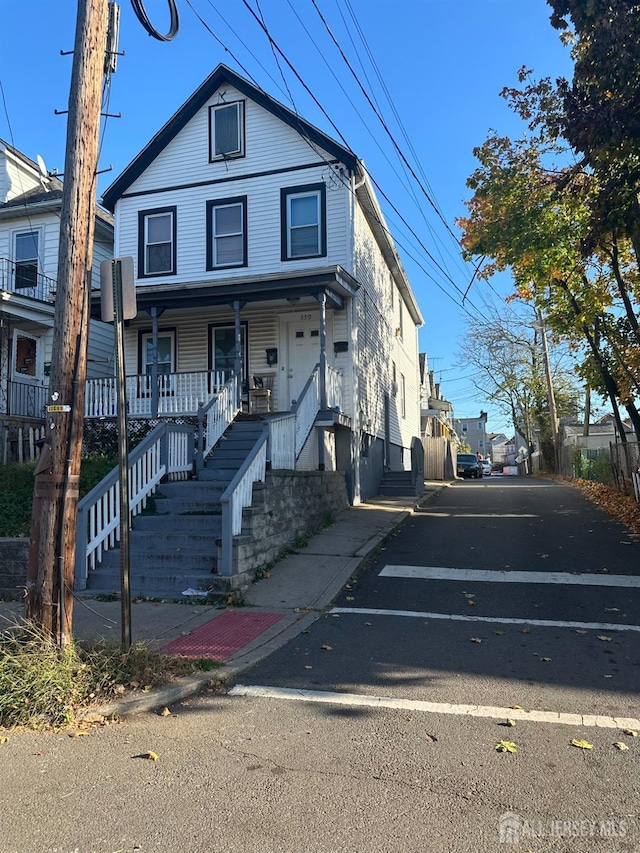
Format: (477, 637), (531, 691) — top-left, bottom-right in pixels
(1, 423), (46, 465)
(422, 436), (453, 480)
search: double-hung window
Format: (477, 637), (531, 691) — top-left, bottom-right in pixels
(14, 231), (39, 290)
(138, 207), (176, 277)
(209, 101), (245, 161)
(281, 183), (326, 261)
(206, 197), (247, 269)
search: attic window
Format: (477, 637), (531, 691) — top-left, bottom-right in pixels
(209, 101), (245, 161)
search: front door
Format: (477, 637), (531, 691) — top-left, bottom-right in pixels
(285, 314), (322, 408)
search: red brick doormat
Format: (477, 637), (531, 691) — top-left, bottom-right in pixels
(160, 610), (283, 661)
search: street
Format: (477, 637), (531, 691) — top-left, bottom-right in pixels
(4, 477), (640, 853)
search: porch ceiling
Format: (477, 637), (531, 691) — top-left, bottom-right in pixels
(90, 266), (359, 318)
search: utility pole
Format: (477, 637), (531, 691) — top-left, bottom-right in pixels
(538, 310), (560, 473)
(26, 0), (109, 644)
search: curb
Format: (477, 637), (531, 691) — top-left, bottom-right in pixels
(83, 486), (447, 720)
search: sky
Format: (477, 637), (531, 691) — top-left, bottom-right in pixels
(0, 0), (575, 435)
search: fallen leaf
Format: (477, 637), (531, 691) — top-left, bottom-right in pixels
(597, 635), (612, 642)
(346, 596), (355, 601)
(541, 657), (552, 662)
(501, 719), (516, 727)
(331, 614), (340, 618)
(521, 627), (530, 634)
(470, 637), (483, 643)
(604, 607), (620, 613)
(623, 729), (638, 737)
(510, 705), (524, 711)
(142, 751), (159, 761)
(467, 600), (477, 606)
(142, 685), (152, 693)
(575, 629), (588, 635)
(304, 665), (312, 670)
(114, 684), (126, 695)
(159, 707), (171, 717)
(602, 567), (609, 572)
(425, 733), (438, 743)
(539, 554), (549, 559)
(571, 739), (593, 750)
(364, 622), (372, 626)
(68, 731), (89, 738)
(495, 741), (517, 753)
(493, 630), (505, 636)
(0, 736), (8, 744)
(321, 644), (333, 651)
(463, 593), (475, 599)
(613, 742), (629, 751)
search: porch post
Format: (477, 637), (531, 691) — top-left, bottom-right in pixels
(317, 291), (327, 471)
(150, 306), (159, 419)
(233, 299), (242, 409)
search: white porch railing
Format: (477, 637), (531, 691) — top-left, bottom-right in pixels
(74, 422), (194, 589)
(293, 365), (320, 457)
(196, 373), (241, 474)
(267, 414), (296, 469)
(326, 364), (343, 412)
(85, 370), (232, 418)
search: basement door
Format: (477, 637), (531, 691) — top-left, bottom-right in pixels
(284, 314), (322, 408)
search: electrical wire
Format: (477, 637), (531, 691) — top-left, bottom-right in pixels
(130, 0), (179, 41)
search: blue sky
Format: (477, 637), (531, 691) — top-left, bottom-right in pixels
(0, 0), (574, 435)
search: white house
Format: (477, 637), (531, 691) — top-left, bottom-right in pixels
(94, 64), (424, 503)
(0, 139), (114, 455)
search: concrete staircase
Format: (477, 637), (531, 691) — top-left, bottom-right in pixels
(85, 419), (266, 598)
(378, 470), (419, 497)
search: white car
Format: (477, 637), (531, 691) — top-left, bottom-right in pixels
(480, 459), (492, 477)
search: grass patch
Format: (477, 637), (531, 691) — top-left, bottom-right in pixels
(0, 620), (221, 730)
(0, 455), (118, 538)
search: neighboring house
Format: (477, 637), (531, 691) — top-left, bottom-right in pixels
(561, 421), (633, 451)
(452, 411), (488, 456)
(0, 139), (114, 452)
(419, 354), (454, 439)
(94, 64), (424, 503)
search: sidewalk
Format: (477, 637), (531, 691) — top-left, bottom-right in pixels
(0, 483), (447, 715)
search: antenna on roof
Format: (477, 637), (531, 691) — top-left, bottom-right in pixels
(36, 154), (51, 192)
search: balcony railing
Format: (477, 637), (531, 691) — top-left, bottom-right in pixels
(85, 369), (233, 418)
(5, 380), (47, 419)
(0, 257), (56, 303)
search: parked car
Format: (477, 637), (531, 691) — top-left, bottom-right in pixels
(480, 459), (492, 477)
(456, 453), (483, 479)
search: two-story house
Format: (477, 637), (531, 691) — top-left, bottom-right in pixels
(0, 139), (114, 461)
(94, 64), (423, 503)
(453, 411), (488, 457)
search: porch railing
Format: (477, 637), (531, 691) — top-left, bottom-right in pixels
(293, 365), (320, 457)
(7, 380), (47, 419)
(0, 257), (56, 303)
(326, 364), (343, 411)
(85, 370), (232, 418)
(74, 422), (194, 589)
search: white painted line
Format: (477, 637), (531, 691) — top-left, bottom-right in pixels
(379, 565), (640, 588)
(330, 606), (640, 633)
(229, 684), (640, 730)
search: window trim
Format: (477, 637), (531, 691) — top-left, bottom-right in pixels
(12, 329), (40, 381)
(137, 327), (177, 376)
(208, 320), (249, 384)
(206, 196), (248, 270)
(208, 101), (246, 162)
(137, 206), (177, 278)
(13, 228), (41, 290)
(280, 182), (326, 261)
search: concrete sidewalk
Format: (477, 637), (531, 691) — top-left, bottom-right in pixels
(0, 484), (447, 715)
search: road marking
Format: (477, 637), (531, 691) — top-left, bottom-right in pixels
(379, 565), (640, 588)
(229, 684), (640, 730)
(330, 607), (640, 633)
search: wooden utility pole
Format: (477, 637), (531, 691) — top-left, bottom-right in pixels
(26, 0), (109, 644)
(538, 310), (560, 473)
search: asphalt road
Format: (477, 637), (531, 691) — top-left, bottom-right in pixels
(4, 476), (640, 853)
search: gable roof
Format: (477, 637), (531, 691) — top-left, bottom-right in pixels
(102, 64), (359, 211)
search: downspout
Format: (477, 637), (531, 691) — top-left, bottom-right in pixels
(233, 299), (242, 409)
(150, 306), (159, 418)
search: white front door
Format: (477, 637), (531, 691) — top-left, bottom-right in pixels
(284, 314), (322, 407)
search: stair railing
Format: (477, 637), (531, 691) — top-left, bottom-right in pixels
(219, 428), (269, 576)
(196, 372), (241, 475)
(75, 422), (194, 589)
(291, 364), (320, 457)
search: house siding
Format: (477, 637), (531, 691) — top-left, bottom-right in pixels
(352, 201), (420, 465)
(115, 88), (349, 282)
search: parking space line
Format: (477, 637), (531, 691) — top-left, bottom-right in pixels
(379, 565), (640, 587)
(330, 606), (640, 633)
(229, 684), (640, 730)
